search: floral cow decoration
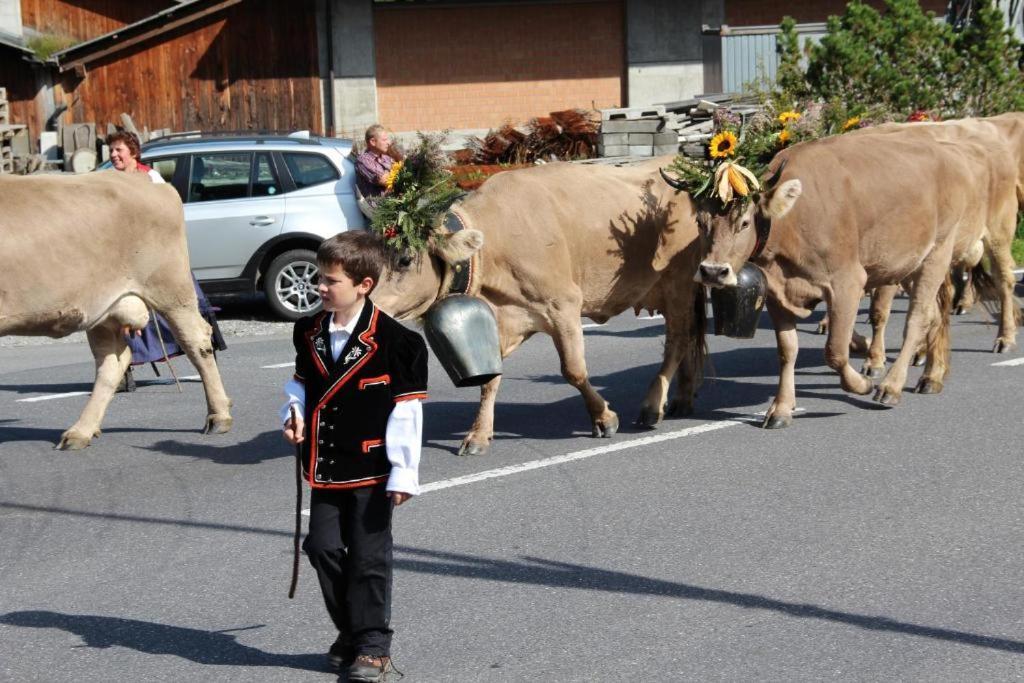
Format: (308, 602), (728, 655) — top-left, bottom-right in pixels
(370, 133), (464, 253)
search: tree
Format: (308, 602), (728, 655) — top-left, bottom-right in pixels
(951, 0), (1024, 115)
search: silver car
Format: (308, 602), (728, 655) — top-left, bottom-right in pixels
(132, 132), (366, 320)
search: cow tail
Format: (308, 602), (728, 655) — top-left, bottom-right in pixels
(969, 261), (1024, 326)
(932, 271), (954, 375)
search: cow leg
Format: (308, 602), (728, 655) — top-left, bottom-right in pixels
(547, 304), (618, 438)
(862, 284), (897, 378)
(157, 305), (233, 435)
(763, 299), (798, 429)
(824, 281), (874, 397)
(57, 322), (132, 449)
(640, 283), (706, 426)
(874, 254), (950, 404)
(983, 221), (1019, 353)
(459, 307), (532, 456)
(915, 274), (954, 394)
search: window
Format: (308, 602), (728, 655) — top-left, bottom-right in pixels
(189, 152), (252, 203)
(252, 153), (281, 197)
(283, 152), (339, 189)
(149, 157), (179, 183)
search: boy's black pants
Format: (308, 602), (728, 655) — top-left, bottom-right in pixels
(304, 483), (394, 656)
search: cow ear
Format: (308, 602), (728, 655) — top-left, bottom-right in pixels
(433, 228), (484, 264)
(762, 179), (802, 219)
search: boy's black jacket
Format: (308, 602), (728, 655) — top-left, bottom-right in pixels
(292, 299), (428, 489)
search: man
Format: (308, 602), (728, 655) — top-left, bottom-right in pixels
(355, 124), (395, 200)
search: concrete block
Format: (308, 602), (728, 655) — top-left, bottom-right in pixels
(601, 104), (665, 121)
(628, 145), (654, 156)
(601, 118), (663, 134)
(627, 133), (654, 144)
(653, 144), (680, 155)
(600, 133), (629, 146)
(653, 132), (678, 145)
(598, 144), (629, 157)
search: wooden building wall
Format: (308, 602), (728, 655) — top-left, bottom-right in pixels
(56, 1), (322, 135)
(725, 0), (948, 27)
(0, 48), (44, 146)
(20, 0), (169, 42)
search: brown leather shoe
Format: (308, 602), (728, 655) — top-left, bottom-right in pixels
(347, 654), (392, 682)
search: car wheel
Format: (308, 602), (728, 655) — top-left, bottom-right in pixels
(264, 249), (322, 321)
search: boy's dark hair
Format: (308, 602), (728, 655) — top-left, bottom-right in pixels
(317, 231), (384, 290)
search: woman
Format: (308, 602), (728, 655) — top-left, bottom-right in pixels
(105, 131), (227, 392)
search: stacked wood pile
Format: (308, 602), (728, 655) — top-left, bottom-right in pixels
(461, 109), (600, 165)
(597, 94), (762, 159)
(0, 87), (23, 175)
(447, 163), (533, 191)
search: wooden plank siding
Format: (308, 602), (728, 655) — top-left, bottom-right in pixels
(724, 0), (948, 27)
(0, 49), (45, 147)
(20, 0), (169, 42)
(54, 1), (322, 136)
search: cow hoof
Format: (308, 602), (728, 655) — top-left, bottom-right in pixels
(993, 339), (1015, 354)
(954, 305), (966, 315)
(666, 399), (694, 417)
(914, 378), (943, 394)
(911, 353), (926, 367)
(457, 441), (489, 456)
(56, 429), (97, 450)
(861, 364), (885, 379)
(872, 387), (901, 405)
(762, 415), (791, 429)
(635, 407), (663, 428)
(815, 322), (828, 335)
(203, 415), (233, 435)
(592, 413), (619, 438)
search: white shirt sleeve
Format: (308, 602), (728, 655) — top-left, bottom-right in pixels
(385, 399), (422, 496)
(148, 169), (166, 184)
(280, 377), (306, 426)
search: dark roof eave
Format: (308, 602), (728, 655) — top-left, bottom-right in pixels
(53, 0), (245, 72)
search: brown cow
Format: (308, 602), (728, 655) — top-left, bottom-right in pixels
(0, 171), (233, 449)
(371, 158), (707, 455)
(677, 126), (1017, 428)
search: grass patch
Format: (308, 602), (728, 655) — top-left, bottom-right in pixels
(27, 33), (76, 60)
(1015, 213), (1024, 266)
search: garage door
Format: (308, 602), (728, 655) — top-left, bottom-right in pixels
(374, 1), (624, 132)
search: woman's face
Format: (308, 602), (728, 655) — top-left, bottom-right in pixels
(109, 141), (137, 171)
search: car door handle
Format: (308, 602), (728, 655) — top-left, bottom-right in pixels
(250, 216), (276, 226)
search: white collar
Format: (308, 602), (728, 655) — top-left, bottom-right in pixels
(328, 301), (365, 335)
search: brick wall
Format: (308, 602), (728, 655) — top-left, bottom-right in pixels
(725, 0), (948, 27)
(374, 1), (624, 132)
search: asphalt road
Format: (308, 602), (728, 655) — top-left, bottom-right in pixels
(2, 292), (1023, 682)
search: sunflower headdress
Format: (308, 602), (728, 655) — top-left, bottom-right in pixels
(370, 133), (464, 253)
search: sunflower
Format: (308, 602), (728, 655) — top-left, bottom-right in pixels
(778, 111), (802, 125)
(842, 116), (861, 132)
(709, 131), (738, 159)
(778, 129), (791, 145)
(383, 160), (404, 192)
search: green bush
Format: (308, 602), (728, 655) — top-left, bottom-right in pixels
(771, 0), (1024, 119)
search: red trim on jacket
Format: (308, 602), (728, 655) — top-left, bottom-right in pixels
(304, 311), (331, 379)
(394, 392), (428, 403)
(358, 374), (391, 389)
(361, 438), (383, 453)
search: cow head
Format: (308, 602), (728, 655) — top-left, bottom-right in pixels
(693, 177), (802, 288)
(372, 228), (485, 320)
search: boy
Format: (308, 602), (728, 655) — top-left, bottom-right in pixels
(281, 231), (427, 682)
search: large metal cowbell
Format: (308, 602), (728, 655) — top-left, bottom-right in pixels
(709, 262), (767, 338)
(422, 209), (503, 387)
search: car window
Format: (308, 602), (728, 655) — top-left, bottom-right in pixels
(283, 152), (339, 189)
(189, 152), (252, 203)
(149, 157), (178, 183)
(252, 152), (280, 197)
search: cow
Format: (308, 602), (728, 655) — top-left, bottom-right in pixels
(0, 171), (233, 449)
(370, 158), (707, 456)
(671, 125), (1018, 428)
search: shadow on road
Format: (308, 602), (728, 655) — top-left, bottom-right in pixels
(393, 546), (1024, 655)
(144, 431), (288, 465)
(0, 611), (325, 672)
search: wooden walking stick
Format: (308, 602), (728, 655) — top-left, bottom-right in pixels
(288, 405), (302, 599)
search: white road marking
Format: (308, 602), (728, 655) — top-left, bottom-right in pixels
(18, 392), (91, 403)
(262, 362), (295, 369)
(581, 323), (605, 329)
(298, 406), (793, 515)
(992, 357), (1024, 367)
(15, 375), (203, 402)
